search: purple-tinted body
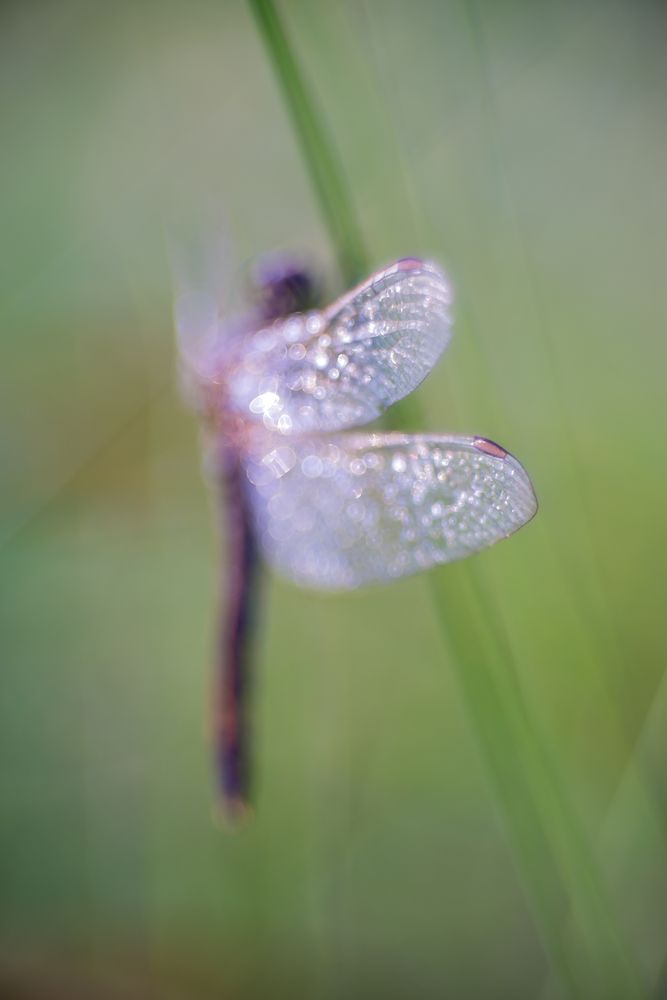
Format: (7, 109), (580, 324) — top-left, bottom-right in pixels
(215, 261), (317, 813)
(216, 445), (260, 814)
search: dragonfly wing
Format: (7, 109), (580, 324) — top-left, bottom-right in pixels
(170, 214), (236, 383)
(243, 433), (537, 590)
(229, 259), (453, 433)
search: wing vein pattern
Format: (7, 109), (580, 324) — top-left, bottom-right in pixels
(243, 433), (537, 590)
(229, 260), (453, 433)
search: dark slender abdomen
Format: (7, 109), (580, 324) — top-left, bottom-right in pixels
(216, 444), (261, 817)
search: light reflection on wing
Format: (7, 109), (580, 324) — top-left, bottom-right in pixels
(243, 433), (537, 590)
(229, 259), (453, 433)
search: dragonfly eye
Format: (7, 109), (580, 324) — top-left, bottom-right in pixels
(250, 253), (318, 320)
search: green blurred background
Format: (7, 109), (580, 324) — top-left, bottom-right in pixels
(2, 1), (667, 997)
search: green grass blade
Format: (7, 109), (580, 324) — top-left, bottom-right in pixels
(247, 3), (646, 996)
(247, 0), (367, 286)
(426, 555), (644, 999)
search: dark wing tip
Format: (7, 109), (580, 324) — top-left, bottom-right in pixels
(394, 256), (426, 271)
(473, 436), (539, 522)
(473, 437), (508, 459)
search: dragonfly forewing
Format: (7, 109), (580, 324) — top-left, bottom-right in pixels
(228, 259), (453, 434)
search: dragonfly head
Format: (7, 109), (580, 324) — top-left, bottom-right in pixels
(249, 253), (318, 321)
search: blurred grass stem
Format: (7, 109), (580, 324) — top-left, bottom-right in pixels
(248, 0), (366, 286)
(248, 1), (645, 996)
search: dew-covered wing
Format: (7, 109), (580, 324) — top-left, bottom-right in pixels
(242, 433), (537, 590)
(229, 259), (453, 433)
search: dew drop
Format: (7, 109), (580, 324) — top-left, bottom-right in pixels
(288, 342), (306, 361)
(301, 454), (324, 478)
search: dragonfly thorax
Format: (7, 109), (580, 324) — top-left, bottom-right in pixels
(249, 254), (318, 321)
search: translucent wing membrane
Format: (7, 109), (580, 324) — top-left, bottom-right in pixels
(229, 259), (453, 433)
(242, 433), (537, 590)
(171, 215), (236, 383)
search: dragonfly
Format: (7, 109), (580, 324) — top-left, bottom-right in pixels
(174, 253), (537, 817)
